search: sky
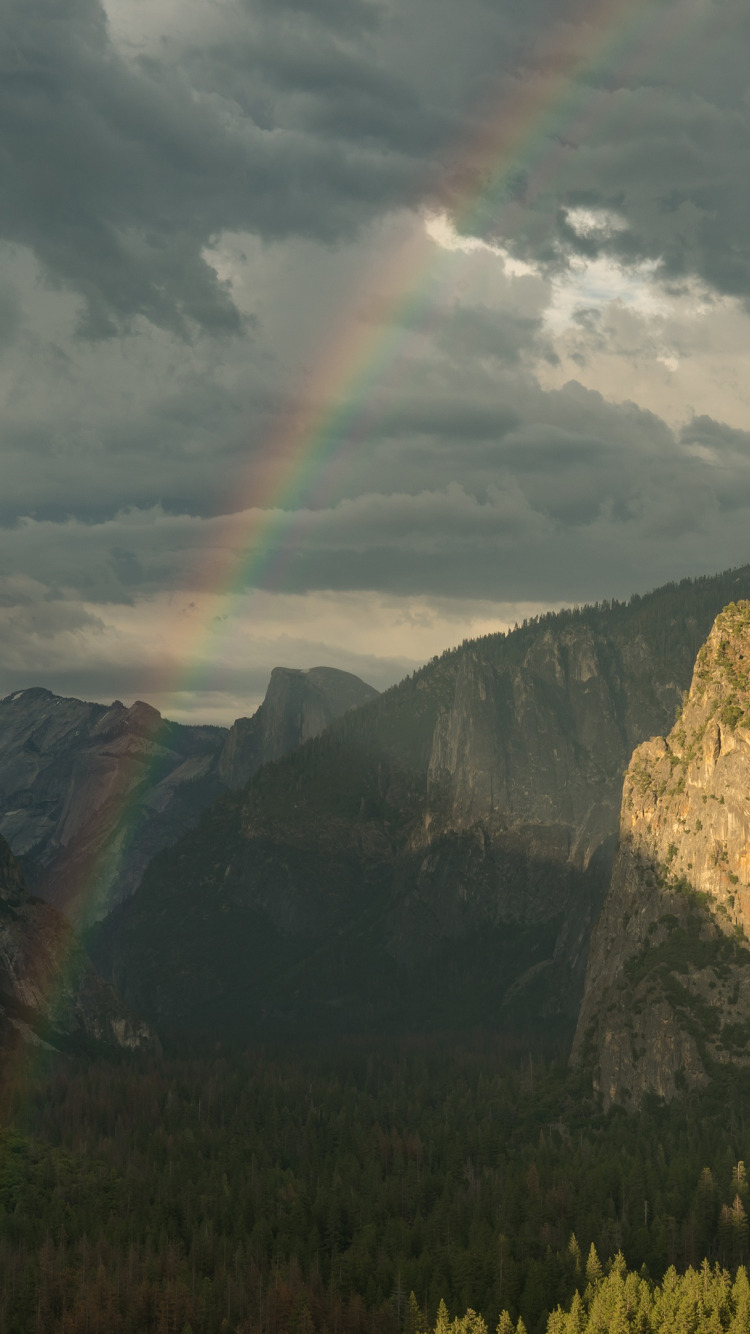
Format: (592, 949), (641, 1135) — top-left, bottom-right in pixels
(4, 0), (750, 724)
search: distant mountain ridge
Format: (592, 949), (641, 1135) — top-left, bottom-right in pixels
(0, 667), (377, 925)
(94, 565), (750, 1047)
(0, 687), (228, 925)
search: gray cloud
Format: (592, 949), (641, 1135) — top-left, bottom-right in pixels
(0, 0), (428, 338)
(1, 374), (749, 610)
(6, 0), (750, 345)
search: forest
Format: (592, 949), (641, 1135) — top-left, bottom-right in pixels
(2, 1038), (750, 1333)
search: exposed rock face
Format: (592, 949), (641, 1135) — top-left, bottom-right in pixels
(0, 688), (227, 925)
(573, 602), (750, 1108)
(0, 835), (156, 1057)
(95, 569), (750, 1046)
(218, 667), (379, 789)
(422, 622), (660, 897)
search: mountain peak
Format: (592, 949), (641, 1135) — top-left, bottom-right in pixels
(219, 665), (379, 790)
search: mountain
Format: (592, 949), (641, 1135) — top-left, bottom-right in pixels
(0, 834), (155, 1057)
(0, 688), (228, 925)
(572, 601), (750, 1108)
(94, 566), (750, 1047)
(0, 668), (377, 927)
(218, 666), (380, 789)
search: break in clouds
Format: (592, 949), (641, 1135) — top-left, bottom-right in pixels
(3, 0), (750, 719)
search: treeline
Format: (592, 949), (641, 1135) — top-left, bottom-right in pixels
(544, 1252), (750, 1334)
(3, 1042), (750, 1331)
(432, 1253), (750, 1333)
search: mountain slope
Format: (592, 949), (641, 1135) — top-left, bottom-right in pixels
(0, 667), (377, 927)
(95, 566), (750, 1046)
(0, 835), (155, 1057)
(572, 601), (750, 1107)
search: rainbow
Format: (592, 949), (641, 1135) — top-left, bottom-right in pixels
(1, 0), (718, 1055)
(162, 0), (706, 705)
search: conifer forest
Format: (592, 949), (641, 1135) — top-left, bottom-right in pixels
(3, 1041), (750, 1333)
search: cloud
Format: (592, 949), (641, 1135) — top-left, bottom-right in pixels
(8, 0), (750, 345)
(2, 366), (749, 614)
(3, 0), (750, 720)
(0, 0), (434, 339)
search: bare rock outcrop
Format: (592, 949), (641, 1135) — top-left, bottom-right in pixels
(218, 667), (379, 790)
(573, 602), (750, 1107)
(0, 835), (156, 1057)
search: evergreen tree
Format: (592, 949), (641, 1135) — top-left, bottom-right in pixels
(405, 1291), (426, 1334)
(584, 1243), (602, 1290)
(435, 1298), (451, 1334)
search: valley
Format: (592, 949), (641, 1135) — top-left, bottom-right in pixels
(4, 568), (750, 1332)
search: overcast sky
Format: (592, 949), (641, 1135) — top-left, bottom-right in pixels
(3, 0), (750, 723)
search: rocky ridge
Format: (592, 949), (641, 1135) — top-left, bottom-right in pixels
(572, 601), (750, 1107)
(0, 834), (155, 1057)
(0, 688), (227, 925)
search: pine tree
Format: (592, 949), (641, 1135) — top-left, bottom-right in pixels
(563, 1291), (585, 1334)
(435, 1298), (451, 1334)
(732, 1195), (749, 1264)
(585, 1243), (602, 1290)
(405, 1291), (426, 1334)
(567, 1234), (582, 1279)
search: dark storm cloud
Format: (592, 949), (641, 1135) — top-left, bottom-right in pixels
(0, 282), (22, 351)
(3, 0), (750, 694)
(5, 0), (750, 344)
(211, 0), (750, 306)
(681, 416), (750, 458)
(0, 0), (423, 338)
(3, 378), (750, 611)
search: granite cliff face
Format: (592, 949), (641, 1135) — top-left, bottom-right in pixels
(0, 834), (155, 1057)
(420, 618), (672, 907)
(218, 667), (379, 789)
(95, 568), (750, 1046)
(573, 602), (750, 1107)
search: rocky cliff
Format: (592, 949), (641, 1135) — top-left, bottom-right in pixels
(0, 834), (155, 1057)
(572, 601), (750, 1107)
(218, 666), (379, 789)
(0, 688), (228, 925)
(95, 567), (750, 1047)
